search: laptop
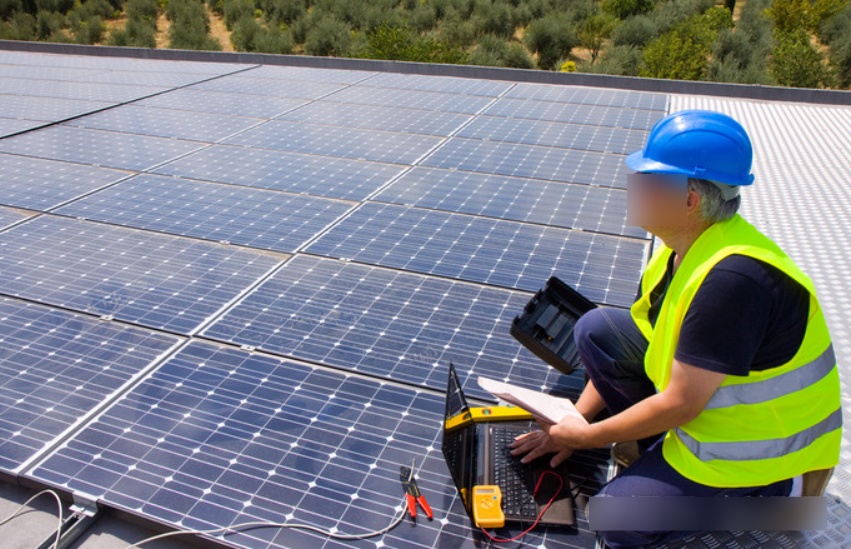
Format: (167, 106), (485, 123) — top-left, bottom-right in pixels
(441, 362), (575, 526)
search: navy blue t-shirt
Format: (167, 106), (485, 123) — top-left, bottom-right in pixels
(642, 253), (809, 376)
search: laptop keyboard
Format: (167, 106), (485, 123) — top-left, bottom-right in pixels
(491, 427), (539, 518)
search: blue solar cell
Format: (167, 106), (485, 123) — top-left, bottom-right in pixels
(138, 89), (309, 118)
(202, 255), (578, 399)
(0, 217), (282, 334)
(224, 120), (443, 165)
(243, 65), (375, 84)
(361, 72), (512, 96)
(456, 115), (648, 155)
(0, 78), (168, 103)
(67, 105), (263, 143)
(0, 297), (180, 473)
(305, 203), (647, 306)
(504, 83), (669, 111)
(153, 145), (405, 201)
(28, 341), (606, 549)
(0, 206), (31, 229)
(278, 102), (471, 137)
(422, 137), (629, 188)
(84, 70), (233, 88)
(56, 175), (355, 253)
(0, 153), (128, 211)
(374, 167), (648, 239)
(192, 76), (348, 99)
(484, 98), (664, 130)
(0, 118), (44, 138)
(0, 126), (205, 171)
(0, 95), (111, 122)
(325, 86), (495, 114)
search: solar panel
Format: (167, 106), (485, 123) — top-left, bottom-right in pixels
(137, 89), (309, 118)
(304, 203), (647, 306)
(278, 102), (471, 137)
(202, 255), (579, 400)
(457, 115), (648, 155)
(0, 95), (111, 122)
(0, 296), (180, 473)
(484, 98), (664, 130)
(0, 206), (31, 229)
(374, 166), (647, 238)
(240, 64), (375, 84)
(224, 120), (443, 165)
(422, 137), (629, 188)
(505, 83), (669, 111)
(0, 78), (168, 103)
(0, 153), (129, 211)
(152, 145), (405, 201)
(192, 76), (349, 99)
(66, 105), (263, 143)
(0, 117), (46, 138)
(55, 174), (355, 253)
(325, 86), (496, 114)
(27, 340), (607, 549)
(0, 216), (283, 334)
(361, 72), (512, 96)
(0, 126), (205, 171)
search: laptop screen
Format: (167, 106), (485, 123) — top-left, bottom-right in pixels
(442, 363), (476, 512)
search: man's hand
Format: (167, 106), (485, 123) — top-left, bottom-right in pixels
(509, 416), (591, 467)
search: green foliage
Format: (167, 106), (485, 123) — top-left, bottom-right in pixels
(641, 8), (731, 80)
(231, 14), (293, 52)
(303, 13), (351, 56)
(357, 23), (467, 63)
(36, 9), (65, 38)
(822, 6), (851, 86)
(468, 33), (533, 67)
(0, 0), (21, 19)
(770, 28), (832, 87)
(223, 0), (252, 29)
(578, 12), (616, 63)
(438, 10), (475, 48)
(765, 0), (847, 34)
(602, 0), (652, 19)
(166, 0), (222, 50)
(611, 14), (657, 46)
(524, 14), (577, 70)
(0, 11), (36, 38)
(582, 43), (642, 75)
(35, 0), (73, 14)
(257, 0), (304, 25)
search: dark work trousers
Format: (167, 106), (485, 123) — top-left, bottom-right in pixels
(571, 307), (793, 548)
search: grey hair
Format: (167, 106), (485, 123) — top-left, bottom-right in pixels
(687, 178), (741, 223)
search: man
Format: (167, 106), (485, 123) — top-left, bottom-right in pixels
(510, 110), (842, 547)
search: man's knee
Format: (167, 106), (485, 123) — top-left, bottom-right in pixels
(573, 307), (610, 357)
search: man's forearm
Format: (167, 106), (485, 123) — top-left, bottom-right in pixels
(579, 391), (696, 448)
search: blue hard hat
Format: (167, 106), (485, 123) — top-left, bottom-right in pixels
(626, 110), (755, 187)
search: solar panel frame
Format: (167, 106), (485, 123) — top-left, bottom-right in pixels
(224, 120), (444, 165)
(26, 340), (609, 549)
(456, 114), (649, 155)
(137, 89), (310, 119)
(484, 98), (665, 130)
(373, 166), (648, 238)
(304, 203), (646, 307)
(0, 126), (206, 171)
(324, 86), (496, 115)
(202, 255), (582, 400)
(359, 72), (513, 96)
(421, 137), (630, 188)
(504, 83), (669, 111)
(55, 174), (357, 253)
(0, 216), (284, 334)
(65, 105), (264, 143)
(277, 102), (472, 137)
(0, 206), (32, 230)
(152, 145), (406, 201)
(0, 153), (130, 212)
(0, 296), (181, 474)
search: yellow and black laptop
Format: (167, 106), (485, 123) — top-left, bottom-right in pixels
(441, 362), (575, 527)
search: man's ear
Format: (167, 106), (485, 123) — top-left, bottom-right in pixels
(685, 188), (700, 217)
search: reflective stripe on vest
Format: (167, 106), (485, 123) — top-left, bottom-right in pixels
(705, 344), (836, 410)
(674, 407), (842, 462)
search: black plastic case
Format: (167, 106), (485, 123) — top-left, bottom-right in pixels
(510, 277), (597, 374)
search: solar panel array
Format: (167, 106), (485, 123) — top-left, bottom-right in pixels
(0, 49), (663, 549)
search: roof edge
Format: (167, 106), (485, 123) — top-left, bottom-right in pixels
(2, 40), (850, 106)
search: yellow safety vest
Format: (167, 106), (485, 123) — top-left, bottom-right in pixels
(630, 214), (841, 487)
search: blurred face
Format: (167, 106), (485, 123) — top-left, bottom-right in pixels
(626, 173), (691, 233)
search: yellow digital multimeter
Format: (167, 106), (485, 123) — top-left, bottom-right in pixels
(472, 485), (505, 528)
